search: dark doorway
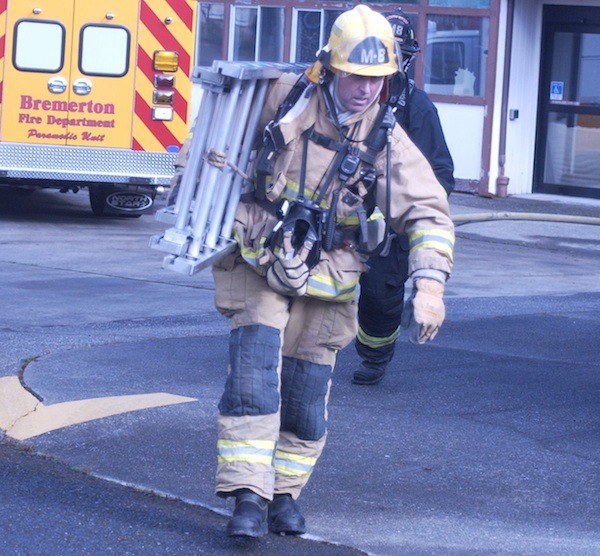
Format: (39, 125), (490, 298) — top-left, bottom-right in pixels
(534, 5), (600, 199)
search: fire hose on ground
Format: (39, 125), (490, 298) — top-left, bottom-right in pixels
(451, 212), (600, 227)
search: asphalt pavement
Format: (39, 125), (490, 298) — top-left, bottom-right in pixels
(1, 191), (599, 555)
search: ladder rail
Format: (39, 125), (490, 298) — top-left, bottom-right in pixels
(150, 61), (308, 275)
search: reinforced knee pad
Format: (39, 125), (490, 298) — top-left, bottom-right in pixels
(218, 324), (280, 416)
(280, 356), (332, 441)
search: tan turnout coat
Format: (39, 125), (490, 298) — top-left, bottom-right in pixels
(232, 73), (455, 301)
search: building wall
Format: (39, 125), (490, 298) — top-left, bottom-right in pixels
(190, 1), (500, 194)
(437, 103), (485, 181)
(491, 0), (599, 196)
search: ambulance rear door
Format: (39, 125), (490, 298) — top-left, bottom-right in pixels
(1, 0), (139, 148)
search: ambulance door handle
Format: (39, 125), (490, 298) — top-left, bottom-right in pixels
(72, 78), (92, 95)
(48, 76), (68, 94)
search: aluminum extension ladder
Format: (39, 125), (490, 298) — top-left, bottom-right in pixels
(150, 61), (307, 276)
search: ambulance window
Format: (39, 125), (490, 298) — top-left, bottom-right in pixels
(13, 20), (65, 73)
(79, 25), (130, 77)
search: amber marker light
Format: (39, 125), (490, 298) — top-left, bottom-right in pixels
(153, 50), (179, 72)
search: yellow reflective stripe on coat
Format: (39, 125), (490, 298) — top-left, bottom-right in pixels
(217, 439), (275, 465)
(281, 178), (328, 209)
(339, 207), (384, 227)
(357, 324), (401, 349)
(409, 229), (454, 261)
(368, 207), (384, 221)
(307, 273), (359, 301)
(234, 230), (268, 268)
(274, 449), (317, 477)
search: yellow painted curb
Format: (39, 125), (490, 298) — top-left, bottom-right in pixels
(0, 376), (40, 432)
(1, 375), (197, 441)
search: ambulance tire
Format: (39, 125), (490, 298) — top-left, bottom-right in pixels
(88, 185), (142, 218)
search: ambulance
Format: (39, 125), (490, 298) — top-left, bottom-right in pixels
(0, 0), (197, 216)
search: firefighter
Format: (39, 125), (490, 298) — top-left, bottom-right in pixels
(353, 8), (456, 386)
(212, 5), (454, 538)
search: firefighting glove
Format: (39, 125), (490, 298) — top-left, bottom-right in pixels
(266, 254), (310, 296)
(266, 231), (313, 296)
(401, 277), (446, 344)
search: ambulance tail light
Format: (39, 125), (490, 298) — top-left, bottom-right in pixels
(152, 106), (174, 121)
(153, 90), (175, 105)
(152, 60), (177, 121)
(154, 74), (175, 88)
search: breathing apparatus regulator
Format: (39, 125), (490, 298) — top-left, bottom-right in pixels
(259, 5), (400, 268)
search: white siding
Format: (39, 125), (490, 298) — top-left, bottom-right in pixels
(436, 103), (484, 181)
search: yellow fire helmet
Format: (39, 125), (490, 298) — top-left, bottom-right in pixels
(317, 5), (398, 77)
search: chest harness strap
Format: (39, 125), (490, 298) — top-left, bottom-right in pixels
(260, 78), (396, 262)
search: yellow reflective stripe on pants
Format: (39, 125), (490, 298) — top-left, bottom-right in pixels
(274, 449), (316, 477)
(217, 439), (275, 466)
(409, 229), (455, 261)
(357, 324), (401, 349)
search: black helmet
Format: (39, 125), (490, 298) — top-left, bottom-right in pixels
(382, 9), (420, 72)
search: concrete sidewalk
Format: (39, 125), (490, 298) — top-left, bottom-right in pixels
(450, 192), (600, 254)
(1, 191), (599, 555)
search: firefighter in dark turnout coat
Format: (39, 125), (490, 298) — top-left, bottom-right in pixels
(353, 8), (456, 386)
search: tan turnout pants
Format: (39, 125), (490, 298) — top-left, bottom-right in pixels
(212, 253), (357, 500)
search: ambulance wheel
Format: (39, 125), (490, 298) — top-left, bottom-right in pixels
(89, 184), (110, 216)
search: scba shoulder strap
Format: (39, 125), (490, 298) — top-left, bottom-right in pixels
(254, 74), (312, 200)
(387, 73), (415, 129)
(355, 103), (396, 257)
(363, 103), (396, 162)
(259, 76), (397, 258)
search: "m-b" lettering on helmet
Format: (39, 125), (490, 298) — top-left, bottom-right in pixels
(348, 37), (389, 65)
(360, 48), (387, 64)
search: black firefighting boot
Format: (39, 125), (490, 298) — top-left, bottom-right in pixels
(352, 361), (387, 385)
(226, 489), (268, 538)
(268, 494), (306, 535)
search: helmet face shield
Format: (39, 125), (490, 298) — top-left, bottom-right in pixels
(319, 5), (399, 77)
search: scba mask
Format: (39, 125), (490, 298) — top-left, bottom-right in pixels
(267, 198), (324, 270)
